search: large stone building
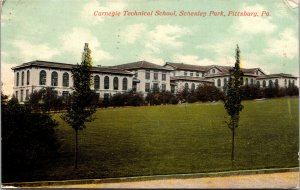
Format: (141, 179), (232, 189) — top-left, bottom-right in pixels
(12, 60), (297, 103)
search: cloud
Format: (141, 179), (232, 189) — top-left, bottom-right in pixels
(121, 23), (147, 44)
(145, 24), (191, 52)
(230, 4), (277, 34)
(139, 51), (165, 65)
(12, 40), (59, 62)
(265, 28), (298, 59)
(60, 27), (114, 62)
(82, 0), (127, 25)
(1, 63), (17, 96)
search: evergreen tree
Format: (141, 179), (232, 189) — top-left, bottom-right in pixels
(224, 45), (244, 163)
(62, 43), (96, 169)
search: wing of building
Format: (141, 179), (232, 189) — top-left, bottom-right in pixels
(11, 60), (297, 103)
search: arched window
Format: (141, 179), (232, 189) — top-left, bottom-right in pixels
(269, 80), (273, 88)
(185, 83), (189, 89)
(224, 78), (227, 85)
(212, 69), (215, 74)
(275, 79), (279, 87)
(113, 77), (119, 90)
(256, 81), (260, 88)
(26, 70), (30, 85)
(16, 72), (19, 86)
(94, 75), (100, 90)
(284, 79), (287, 87)
(217, 79), (221, 87)
(21, 71), (24, 86)
(63, 72), (69, 87)
(104, 76), (109, 89)
(51, 71), (58, 86)
(191, 83), (195, 90)
(39, 70), (46, 85)
(263, 80), (266, 88)
(122, 78), (128, 90)
(245, 78), (248, 85)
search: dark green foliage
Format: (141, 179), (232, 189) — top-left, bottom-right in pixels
(27, 87), (65, 112)
(196, 84), (224, 102)
(146, 90), (177, 105)
(241, 85), (263, 100)
(62, 44), (96, 130)
(61, 44), (96, 169)
(223, 45), (244, 162)
(2, 95), (59, 182)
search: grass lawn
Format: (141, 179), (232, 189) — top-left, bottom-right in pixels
(40, 97), (298, 181)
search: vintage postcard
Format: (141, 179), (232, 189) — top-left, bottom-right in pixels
(1, 0), (299, 188)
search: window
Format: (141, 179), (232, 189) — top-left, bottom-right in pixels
(217, 79), (221, 87)
(63, 72), (70, 87)
(162, 84), (166, 91)
(224, 78), (227, 86)
(191, 83), (195, 90)
(212, 69), (215, 74)
(113, 77), (119, 90)
(145, 83), (150, 92)
(104, 76), (109, 89)
(245, 78), (248, 85)
(292, 80), (295, 86)
(185, 83), (189, 89)
(251, 78), (254, 85)
(275, 79), (279, 87)
(269, 80), (273, 88)
(122, 78), (128, 90)
(196, 72), (199, 77)
(154, 72), (158, 80)
(145, 70), (150, 79)
(39, 70), (47, 85)
(256, 81), (260, 88)
(184, 71), (187, 76)
(20, 90), (24, 102)
(190, 72), (193, 77)
(263, 80), (266, 88)
(153, 83), (159, 91)
(162, 73), (166, 81)
(21, 71), (24, 86)
(26, 70), (30, 85)
(256, 71), (259, 75)
(284, 79), (287, 87)
(62, 91), (69, 100)
(15, 91), (18, 100)
(16, 72), (19, 86)
(26, 89), (29, 100)
(51, 71), (58, 86)
(171, 85), (175, 93)
(94, 75), (100, 90)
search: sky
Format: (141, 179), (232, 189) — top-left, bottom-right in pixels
(1, 0), (299, 95)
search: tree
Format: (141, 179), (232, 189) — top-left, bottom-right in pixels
(2, 94), (59, 182)
(62, 43), (96, 169)
(223, 45), (244, 163)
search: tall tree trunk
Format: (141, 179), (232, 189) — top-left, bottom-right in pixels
(75, 128), (78, 169)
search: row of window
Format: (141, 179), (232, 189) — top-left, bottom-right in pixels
(144, 71), (166, 81)
(15, 89), (30, 102)
(145, 83), (166, 92)
(183, 83), (196, 90)
(183, 71), (202, 77)
(39, 70), (70, 87)
(16, 70), (30, 86)
(214, 78), (295, 88)
(93, 76), (128, 91)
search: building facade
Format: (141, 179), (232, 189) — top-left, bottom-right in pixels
(12, 60), (298, 103)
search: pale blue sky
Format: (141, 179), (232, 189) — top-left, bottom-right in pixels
(1, 0), (298, 95)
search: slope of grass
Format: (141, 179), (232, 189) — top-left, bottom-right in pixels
(39, 97), (298, 181)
